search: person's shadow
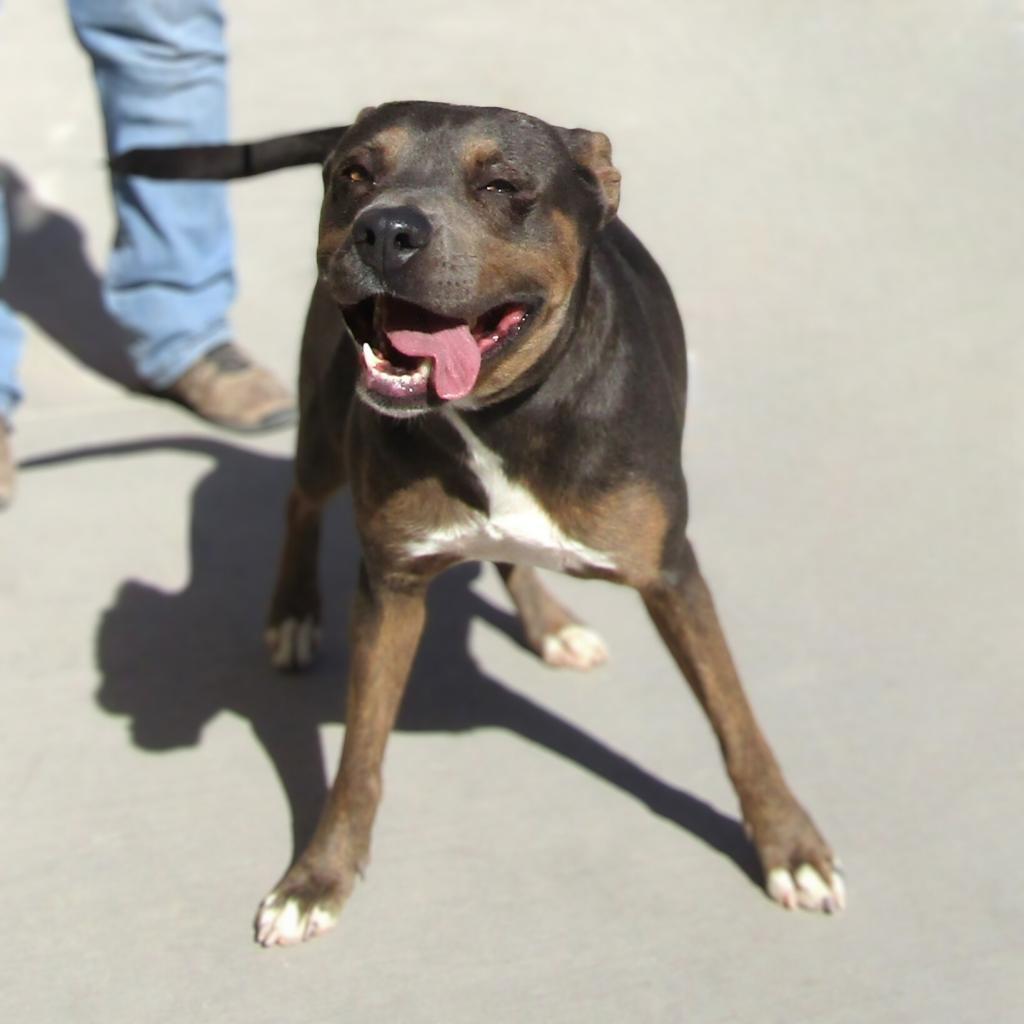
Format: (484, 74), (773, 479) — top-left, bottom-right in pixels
(22, 436), (760, 885)
(0, 163), (140, 389)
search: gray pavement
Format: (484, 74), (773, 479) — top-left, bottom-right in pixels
(2, 2), (1023, 1021)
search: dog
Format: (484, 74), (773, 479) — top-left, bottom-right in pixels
(115, 101), (845, 946)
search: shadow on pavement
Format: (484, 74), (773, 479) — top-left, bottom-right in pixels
(24, 435), (761, 886)
(0, 163), (141, 390)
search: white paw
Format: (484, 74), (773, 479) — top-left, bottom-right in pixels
(265, 617), (321, 671)
(767, 862), (846, 914)
(255, 890), (338, 947)
(540, 623), (609, 670)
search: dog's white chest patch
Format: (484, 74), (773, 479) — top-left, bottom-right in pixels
(403, 413), (617, 573)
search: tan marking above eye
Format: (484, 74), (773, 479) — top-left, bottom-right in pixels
(366, 126), (411, 164)
(462, 139), (504, 169)
(333, 126), (411, 186)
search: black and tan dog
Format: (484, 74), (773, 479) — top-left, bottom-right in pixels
(115, 101), (845, 946)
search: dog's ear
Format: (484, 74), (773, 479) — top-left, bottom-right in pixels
(111, 125), (350, 181)
(558, 128), (621, 227)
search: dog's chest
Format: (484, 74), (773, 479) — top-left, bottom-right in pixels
(403, 415), (616, 574)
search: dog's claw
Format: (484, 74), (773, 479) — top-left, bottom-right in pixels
(766, 862), (846, 914)
(266, 616), (321, 671)
(540, 623), (609, 670)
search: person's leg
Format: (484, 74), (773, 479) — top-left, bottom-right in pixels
(0, 168), (24, 418)
(68, 0), (234, 386)
(68, 0), (294, 430)
(0, 175), (23, 506)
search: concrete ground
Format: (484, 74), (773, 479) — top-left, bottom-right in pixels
(2, 2), (1022, 1021)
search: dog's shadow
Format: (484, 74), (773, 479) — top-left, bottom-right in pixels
(26, 436), (759, 884)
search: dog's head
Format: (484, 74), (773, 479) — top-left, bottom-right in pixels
(317, 102), (620, 418)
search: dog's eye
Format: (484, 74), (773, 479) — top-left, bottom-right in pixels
(341, 164), (373, 185)
(483, 179), (518, 195)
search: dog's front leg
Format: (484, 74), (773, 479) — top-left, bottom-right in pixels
(641, 539), (845, 913)
(256, 563), (427, 947)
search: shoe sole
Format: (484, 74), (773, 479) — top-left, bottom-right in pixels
(155, 391), (298, 434)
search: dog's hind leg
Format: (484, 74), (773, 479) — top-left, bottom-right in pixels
(266, 482), (335, 671)
(267, 284), (355, 671)
(496, 563), (609, 670)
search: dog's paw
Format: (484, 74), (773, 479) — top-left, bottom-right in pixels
(747, 796), (845, 914)
(265, 616), (321, 672)
(766, 861), (846, 914)
(540, 623), (609, 670)
(255, 869), (350, 947)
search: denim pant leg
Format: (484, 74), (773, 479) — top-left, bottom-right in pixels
(0, 179), (24, 423)
(68, 0), (236, 389)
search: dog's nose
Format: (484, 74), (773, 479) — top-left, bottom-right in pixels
(353, 205), (433, 276)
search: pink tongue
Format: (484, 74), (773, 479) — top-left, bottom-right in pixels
(386, 320), (481, 401)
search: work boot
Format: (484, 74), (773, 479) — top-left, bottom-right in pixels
(162, 343), (296, 433)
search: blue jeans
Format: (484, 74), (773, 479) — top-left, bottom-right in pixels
(0, 0), (235, 423)
(0, 202), (19, 422)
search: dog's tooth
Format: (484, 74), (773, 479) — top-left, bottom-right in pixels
(409, 358), (431, 382)
(362, 342), (381, 369)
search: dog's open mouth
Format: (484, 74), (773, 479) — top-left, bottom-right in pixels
(346, 296), (534, 402)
